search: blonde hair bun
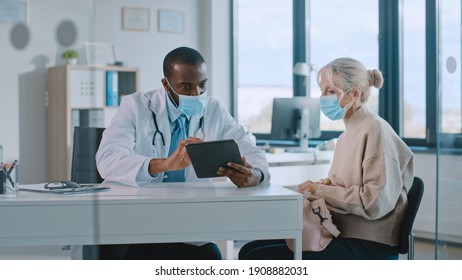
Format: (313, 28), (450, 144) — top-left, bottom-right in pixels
(368, 69), (383, 89)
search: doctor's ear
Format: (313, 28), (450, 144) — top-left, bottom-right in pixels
(161, 78), (169, 90)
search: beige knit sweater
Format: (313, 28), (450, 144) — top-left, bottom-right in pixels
(317, 106), (414, 246)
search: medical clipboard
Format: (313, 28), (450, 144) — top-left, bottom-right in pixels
(186, 139), (243, 178)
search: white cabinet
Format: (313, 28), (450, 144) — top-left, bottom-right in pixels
(69, 69), (105, 107)
(47, 65), (139, 181)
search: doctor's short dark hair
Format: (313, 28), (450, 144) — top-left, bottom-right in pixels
(163, 46), (206, 78)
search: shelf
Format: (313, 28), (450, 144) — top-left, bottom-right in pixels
(47, 65), (139, 181)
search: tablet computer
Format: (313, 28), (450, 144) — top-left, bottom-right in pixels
(186, 139), (243, 178)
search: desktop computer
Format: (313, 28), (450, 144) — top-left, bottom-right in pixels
(268, 97), (321, 153)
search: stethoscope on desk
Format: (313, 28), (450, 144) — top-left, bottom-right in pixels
(150, 108), (204, 158)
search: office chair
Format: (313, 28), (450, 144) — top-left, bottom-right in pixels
(396, 176), (424, 260)
(71, 126), (105, 184)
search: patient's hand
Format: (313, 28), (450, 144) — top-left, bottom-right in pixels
(317, 178), (332, 185)
(297, 180), (320, 194)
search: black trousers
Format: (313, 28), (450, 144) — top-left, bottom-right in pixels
(238, 238), (398, 260)
(83, 242), (222, 260)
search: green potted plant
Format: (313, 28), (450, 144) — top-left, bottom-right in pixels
(61, 49), (79, 65)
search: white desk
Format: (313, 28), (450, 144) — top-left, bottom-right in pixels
(266, 150), (334, 187)
(0, 181), (303, 259)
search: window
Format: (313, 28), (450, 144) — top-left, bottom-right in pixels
(439, 0), (461, 134)
(309, 0), (379, 132)
(402, 0), (427, 138)
(235, 0), (293, 134)
(234, 0), (378, 138)
(233, 0), (455, 147)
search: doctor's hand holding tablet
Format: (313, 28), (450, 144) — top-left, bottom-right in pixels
(149, 137), (262, 187)
(148, 136), (202, 175)
(216, 157), (262, 187)
(147, 136), (262, 188)
(185, 139), (263, 188)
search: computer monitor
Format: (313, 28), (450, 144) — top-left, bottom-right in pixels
(270, 97), (321, 151)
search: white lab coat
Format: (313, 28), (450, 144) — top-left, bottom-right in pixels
(96, 88), (270, 187)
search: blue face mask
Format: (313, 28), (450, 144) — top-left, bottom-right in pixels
(165, 79), (207, 116)
(320, 95), (347, 121)
(177, 92), (207, 116)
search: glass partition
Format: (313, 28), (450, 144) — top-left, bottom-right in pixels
(436, 0), (462, 259)
(0, 0), (208, 260)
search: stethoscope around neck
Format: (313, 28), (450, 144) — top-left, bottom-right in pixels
(149, 103), (205, 157)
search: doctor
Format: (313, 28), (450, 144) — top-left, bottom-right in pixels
(94, 46), (270, 259)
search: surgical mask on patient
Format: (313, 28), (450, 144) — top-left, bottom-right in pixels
(165, 78), (207, 116)
(320, 89), (353, 121)
(320, 95), (346, 120)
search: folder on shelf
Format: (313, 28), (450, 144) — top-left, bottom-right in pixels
(106, 71), (119, 106)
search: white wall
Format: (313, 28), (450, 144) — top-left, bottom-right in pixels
(0, 0), (91, 183)
(93, 0), (201, 92)
(0, 0), (231, 183)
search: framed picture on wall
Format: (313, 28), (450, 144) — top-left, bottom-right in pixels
(84, 42), (115, 66)
(0, 0), (28, 23)
(158, 10), (184, 33)
(122, 7), (150, 32)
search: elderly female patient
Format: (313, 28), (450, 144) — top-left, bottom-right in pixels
(239, 57), (414, 260)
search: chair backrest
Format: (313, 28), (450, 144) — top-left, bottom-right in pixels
(71, 126), (105, 184)
(397, 176), (424, 254)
